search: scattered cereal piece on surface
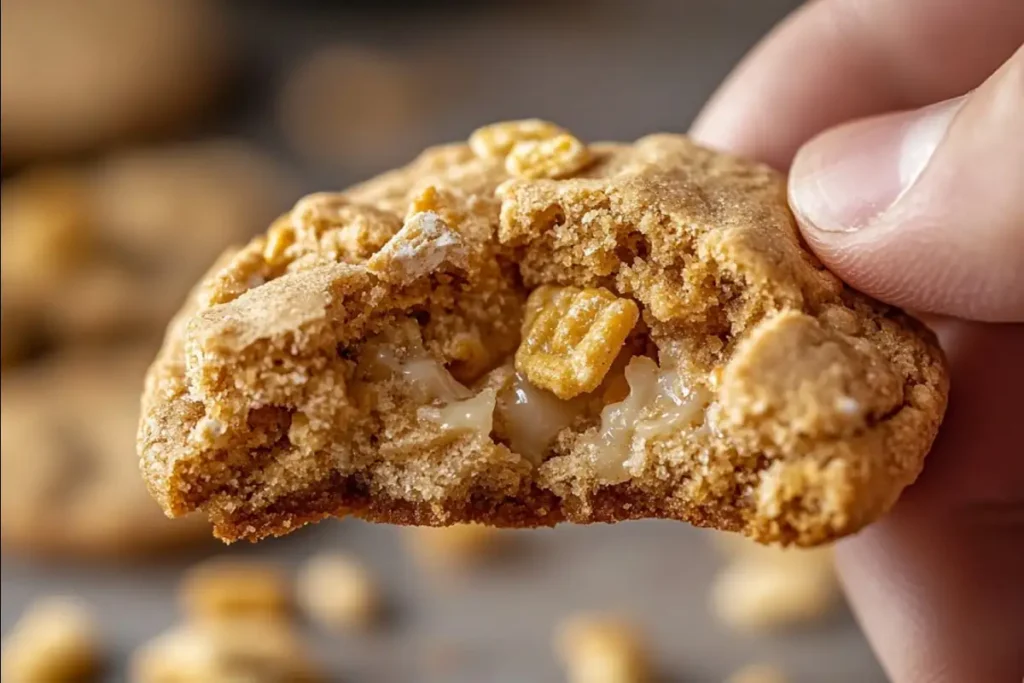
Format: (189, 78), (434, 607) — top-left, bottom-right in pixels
(709, 541), (838, 631)
(131, 619), (321, 683)
(405, 524), (504, 568)
(1, 598), (100, 683)
(726, 663), (789, 683)
(180, 560), (291, 622)
(297, 553), (380, 631)
(555, 614), (651, 683)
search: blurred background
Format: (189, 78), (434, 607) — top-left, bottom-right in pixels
(1, 0), (888, 681)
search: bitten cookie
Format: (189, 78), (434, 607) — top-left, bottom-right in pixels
(138, 121), (948, 546)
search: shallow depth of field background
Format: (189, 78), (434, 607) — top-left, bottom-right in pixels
(1, 1), (887, 681)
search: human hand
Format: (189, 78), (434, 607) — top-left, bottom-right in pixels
(691, 1), (1023, 681)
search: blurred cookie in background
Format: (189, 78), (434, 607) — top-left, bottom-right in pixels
(0, 141), (293, 359)
(277, 45), (437, 171)
(1, 0), (226, 165)
(0, 351), (210, 559)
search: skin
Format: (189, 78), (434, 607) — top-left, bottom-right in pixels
(691, 1), (1024, 681)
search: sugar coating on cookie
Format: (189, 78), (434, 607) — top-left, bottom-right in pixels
(138, 121), (948, 546)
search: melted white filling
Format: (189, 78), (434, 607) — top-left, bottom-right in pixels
(496, 371), (585, 465)
(588, 356), (708, 481)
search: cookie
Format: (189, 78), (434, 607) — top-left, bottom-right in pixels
(0, 141), (291, 352)
(0, 0), (224, 164)
(138, 121), (949, 546)
(1, 352), (209, 558)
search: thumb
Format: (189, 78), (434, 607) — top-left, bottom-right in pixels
(788, 46), (1024, 322)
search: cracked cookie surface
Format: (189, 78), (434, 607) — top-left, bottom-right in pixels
(139, 123), (948, 546)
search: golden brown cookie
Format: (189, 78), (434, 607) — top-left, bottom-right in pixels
(138, 122), (949, 546)
(0, 0), (224, 165)
(1, 352), (209, 558)
(0, 142), (290, 351)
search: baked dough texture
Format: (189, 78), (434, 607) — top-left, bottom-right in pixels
(138, 124), (948, 546)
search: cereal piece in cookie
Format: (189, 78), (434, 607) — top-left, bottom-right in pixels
(181, 560), (291, 622)
(517, 285), (639, 400)
(138, 123), (948, 547)
(131, 620), (321, 683)
(555, 614), (650, 683)
(1, 598), (100, 683)
(709, 535), (838, 631)
(469, 119), (567, 159)
(297, 553), (380, 630)
(726, 664), (789, 683)
(405, 524), (504, 569)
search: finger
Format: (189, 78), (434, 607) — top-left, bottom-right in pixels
(836, 321), (1024, 683)
(788, 46), (1024, 321)
(690, 0), (1024, 169)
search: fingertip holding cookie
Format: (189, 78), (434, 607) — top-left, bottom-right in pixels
(137, 121), (949, 547)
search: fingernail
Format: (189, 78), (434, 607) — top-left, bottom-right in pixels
(789, 97), (965, 232)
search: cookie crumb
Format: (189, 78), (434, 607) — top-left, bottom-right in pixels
(555, 614), (651, 683)
(180, 560), (291, 622)
(297, 553), (380, 630)
(1, 598), (100, 683)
